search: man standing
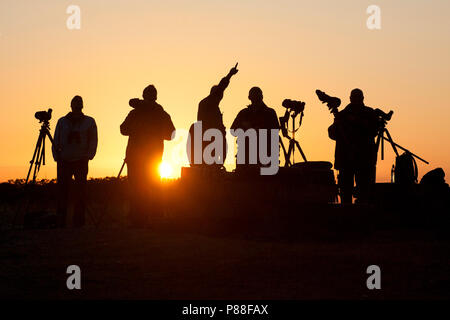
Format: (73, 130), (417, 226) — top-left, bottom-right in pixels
(52, 95), (98, 227)
(328, 88), (379, 204)
(121, 85), (175, 226)
(188, 63), (239, 167)
(231, 87), (279, 174)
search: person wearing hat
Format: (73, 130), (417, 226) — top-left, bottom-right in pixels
(121, 85), (175, 227)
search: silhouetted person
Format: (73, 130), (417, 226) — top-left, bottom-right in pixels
(328, 89), (379, 204)
(188, 63), (239, 167)
(52, 96), (98, 227)
(231, 87), (279, 173)
(121, 85), (175, 226)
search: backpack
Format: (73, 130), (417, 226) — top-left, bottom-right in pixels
(420, 168), (446, 186)
(393, 152), (418, 184)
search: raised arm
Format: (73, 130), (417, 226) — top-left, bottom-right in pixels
(225, 63), (239, 81)
(215, 63), (239, 94)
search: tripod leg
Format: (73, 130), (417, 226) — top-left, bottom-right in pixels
(34, 136), (45, 182)
(34, 134), (46, 182)
(383, 129), (400, 157)
(381, 136), (428, 164)
(294, 141), (307, 162)
(26, 133), (43, 183)
(286, 141), (295, 166)
(279, 137), (290, 167)
(42, 135), (46, 166)
(375, 132), (382, 160)
(118, 160), (126, 178)
(375, 132), (381, 147)
(45, 128), (54, 144)
(32, 134), (44, 183)
(35, 139), (46, 180)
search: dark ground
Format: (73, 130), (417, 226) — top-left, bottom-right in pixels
(1, 223), (449, 300)
(1, 179), (449, 300)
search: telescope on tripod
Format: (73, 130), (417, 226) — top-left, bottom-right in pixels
(26, 108), (54, 183)
(279, 99), (308, 167)
(374, 109), (428, 164)
(315, 89), (428, 165)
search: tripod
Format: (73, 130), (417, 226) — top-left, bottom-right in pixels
(375, 123), (428, 165)
(117, 159), (126, 178)
(26, 120), (54, 183)
(279, 109), (307, 167)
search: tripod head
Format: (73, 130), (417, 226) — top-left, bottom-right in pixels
(35, 108), (52, 128)
(279, 99), (305, 139)
(35, 108), (52, 122)
(374, 108), (393, 131)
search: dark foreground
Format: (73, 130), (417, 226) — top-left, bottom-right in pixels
(1, 178), (449, 299)
(1, 222), (449, 300)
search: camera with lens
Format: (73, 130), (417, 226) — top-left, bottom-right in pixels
(282, 99), (305, 116)
(35, 108), (52, 123)
(315, 90), (341, 114)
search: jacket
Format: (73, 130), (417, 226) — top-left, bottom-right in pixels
(120, 100), (175, 163)
(328, 103), (379, 169)
(52, 112), (98, 162)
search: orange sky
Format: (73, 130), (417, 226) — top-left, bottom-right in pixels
(1, 0), (449, 182)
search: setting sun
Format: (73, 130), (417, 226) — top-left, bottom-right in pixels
(158, 162), (174, 179)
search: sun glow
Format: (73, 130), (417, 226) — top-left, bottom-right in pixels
(158, 162), (174, 179)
